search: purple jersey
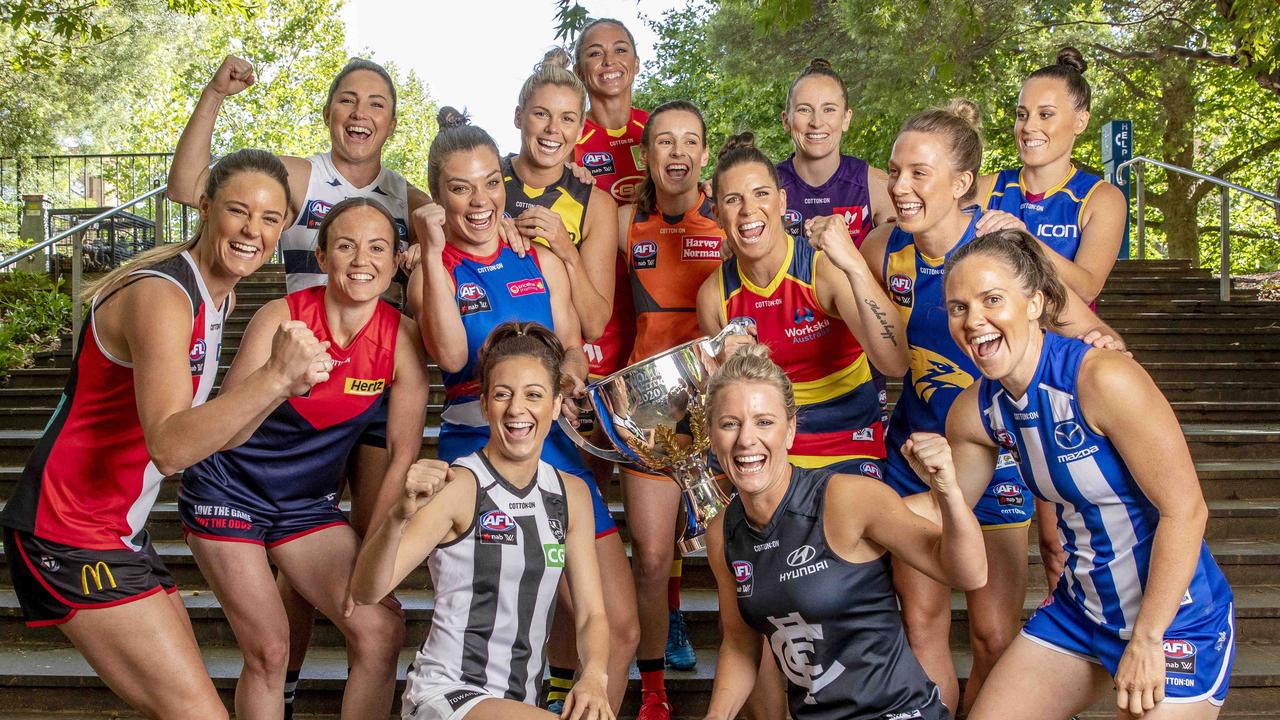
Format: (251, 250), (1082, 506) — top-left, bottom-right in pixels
(777, 154), (874, 247)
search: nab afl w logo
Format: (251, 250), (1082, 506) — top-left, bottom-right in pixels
(481, 510), (514, 532)
(582, 152), (613, 174)
(889, 274), (913, 307)
(783, 209), (802, 228)
(305, 199), (333, 228)
(631, 240), (658, 270)
(1163, 639), (1197, 674)
(733, 560), (753, 583)
(457, 282), (491, 316)
(477, 509), (517, 546)
(189, 338), (207, 373)
(1053, 421), (1086, 450)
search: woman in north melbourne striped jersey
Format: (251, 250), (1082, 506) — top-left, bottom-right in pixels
(351, 323), (613, 720)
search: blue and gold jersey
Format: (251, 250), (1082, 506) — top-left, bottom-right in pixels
(984, 166), (1105, 261)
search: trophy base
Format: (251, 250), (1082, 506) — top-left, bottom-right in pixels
(678, 535), (706, 555)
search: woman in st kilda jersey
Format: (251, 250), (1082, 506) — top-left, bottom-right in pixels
(699, 344), (986, 720)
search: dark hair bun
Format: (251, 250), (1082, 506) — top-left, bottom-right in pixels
(718, 131), (757, 159)
(808, 57), (833, 72)
(437, 106), (469, 130)
(539, 47), (572, 71)
(1056, 47), (1087, 75)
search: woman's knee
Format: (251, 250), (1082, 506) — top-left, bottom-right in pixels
(239, 629), (290, 678)
(608, 605), (641, 652)
(344, 605), (405, 665)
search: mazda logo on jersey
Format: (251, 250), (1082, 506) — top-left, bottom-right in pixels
(1053, 421), (1086, 450)
(786, 545), (817, 567)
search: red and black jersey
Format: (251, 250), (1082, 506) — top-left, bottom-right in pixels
(1, 252), (227, 551)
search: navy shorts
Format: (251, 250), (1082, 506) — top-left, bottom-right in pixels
(1022, 586), (1235, 705)
(178, 482), (348, 548)
(3, 527), (176, 626)
(883, 442), (1033, 528)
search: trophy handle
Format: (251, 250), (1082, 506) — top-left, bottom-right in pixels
(700, 317), (757, 359)
(556, 415), (627, 463)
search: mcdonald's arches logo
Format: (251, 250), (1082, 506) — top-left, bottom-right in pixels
(81, 561), (117, 595)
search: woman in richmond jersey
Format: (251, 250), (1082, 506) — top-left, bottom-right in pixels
(699, 344), (985, 720)
(858, 100), (1118, 711)
(502, 50), (640, 711)
(943, 230), (1234, 719)
(179, 197), (430, 719)
(1, 149), (328, 719)
(351, 322), (613, 720)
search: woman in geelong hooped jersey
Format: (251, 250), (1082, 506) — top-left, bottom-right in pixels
(179, 197), (430, 719)
(944, 231), (1233, 720)
(0, 149), (329, 719)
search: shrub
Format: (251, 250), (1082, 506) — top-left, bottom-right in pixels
(0, 272), (71, 377)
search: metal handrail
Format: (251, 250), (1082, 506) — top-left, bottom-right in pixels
(1117, 155), (1280, 301)
(0, 182), (170, 270)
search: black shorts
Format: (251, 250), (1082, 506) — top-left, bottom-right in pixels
(3, 527), (176, 627)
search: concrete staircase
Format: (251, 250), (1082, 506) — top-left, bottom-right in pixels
(0, 259), (1277, 718)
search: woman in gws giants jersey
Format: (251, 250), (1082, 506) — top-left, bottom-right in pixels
(0, 149), (330, 719)
(351, 322), (613, 720)
(858, 100), (1119, 713)
(700, 344), (985, 720)
(945, 230), (1234, 720)
(179, 197), (430, 719)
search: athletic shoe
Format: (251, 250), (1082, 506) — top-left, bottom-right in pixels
(638, 691), (672, 720)
(665, 609), (696, 670)
(546, 699), (564, 715)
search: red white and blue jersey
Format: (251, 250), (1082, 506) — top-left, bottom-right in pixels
(777, 154), (875, 247)
(1, 252), (226, 551)
(182, 286), (399, 507)
(719, 236), (884, 467)
(984, 166), (1105, 261)
(979, 332), (1233, 634)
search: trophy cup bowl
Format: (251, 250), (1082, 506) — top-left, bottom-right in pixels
(559, 320), (754, 554)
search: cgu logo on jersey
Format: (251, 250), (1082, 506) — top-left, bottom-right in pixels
(909, 347), (974, 403)
(457, 282), (492, 315)
(478, 509), (518, 545)
(344, 377), (386, 396)
(993, 482), (1024, 506)
(631, 240), (658, 270)
(1163, 640), (1197, 675)
(1037, 223), (1080, 240)
(582, 151), (614, 175)
(733, 560), (754, 598)
(767, 612), (848, 705)
(507, 278), (546, 297)
(189, 338), (207, 374)
(889, 274), (913, 308)
(543, 543), (566, 568)
(305, 199), (333, 229)
(81, 561), (117, 595)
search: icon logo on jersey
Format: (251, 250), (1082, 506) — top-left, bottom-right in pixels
(850, 427), (875, 442)
(612, 175), (644, 203)
(457, 282), (492, 315)
(889, 274), (913, 307)
(859, 461), (883, 480)
(305, 199), (333, 229)
(767, 612), (848, 704)
(40, 555), (59, 572)
(787, 545), (817, 567)
(344, 377), (386, 396)
(80, 561), (117, 595)
(1036, 223), (1080, 239)
(478, 510), (517, 545)
(733, 560), (754, 597)
(631, 240), (658, 269)
(994, 482), (1024, 506)
(582, 152), (614, 175)
(1053, 421), (1086, 450)
(543, 543), (566, 568)
(1163, 640), (1197, 674)
(507, 278), (547, 297)
(910, 348), (973, 403)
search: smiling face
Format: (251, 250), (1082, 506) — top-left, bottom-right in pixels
(643, 109), (709, 198)
(324, 69), (396, 166)
(316, 205), (397, 304)
(482, 355), (561, 463)
(575, 22), (638, 102)
(1015, 77), (1088, 170)
(887, 130), (971, 235)
(715, 161), (787, 264)
(199, 170), (288, 279)
(945, 253), (1044, 385)
(710, 380), (796, 498)
(516, 83), (584, 171)
(783, 75), (851, 162)
(439, 147), (505, 249)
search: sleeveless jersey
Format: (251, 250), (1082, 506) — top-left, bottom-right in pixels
(724, 467), (945, 719)
(984, 166), (1105, 261)
(281, 152), (410, 294)
(719, 236), (884, 466)
(777, 154), (874, 247)
(183, 286), (399, 506)
(627, 195), (725, 364)
(1, 252), (226, 550)
(979, 332), (1233, 634)
(405, 452), (568, 705)
(501, 154), (592, 247)
(574, 106), (648, 205)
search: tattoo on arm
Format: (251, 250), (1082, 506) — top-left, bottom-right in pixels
(864, 298), (898, 347)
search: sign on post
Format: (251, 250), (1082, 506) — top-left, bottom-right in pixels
(1102, 120), (1132, 258)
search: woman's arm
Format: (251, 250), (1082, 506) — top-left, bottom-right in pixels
(350, 460), (474, 605)
(1045, 182), (1126, 304)
(1056, 285), (1126, 350)
(413, 203), (469, 373)
(216, 298), (294, 449)
(701, 515), (765, 720)
(866, 165), (896, 227)
(560, 475), (614, 719)
(858, 222), (893, 285)
(539, 248), (590, 386)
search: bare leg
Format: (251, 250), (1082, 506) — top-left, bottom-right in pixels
(596, 530), (640, 709)
(968, 635), (1111, 720)
(740, 637), (787, 720)
(894, 558), (959, 712)
(962, 524), (1031, 714)
(622, 470), (682, 662)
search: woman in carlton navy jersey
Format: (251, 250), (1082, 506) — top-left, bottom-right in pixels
(1, 149), (328, 718)
(351, 322), (613, 720)
(179, 197), (430, 719)
(944, 230), (1234, 719)
(699, 344), (986, 720)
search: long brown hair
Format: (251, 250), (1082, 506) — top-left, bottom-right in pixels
(943, 228), (1068, 329)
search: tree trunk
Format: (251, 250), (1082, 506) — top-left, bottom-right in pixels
(1150, 62), (1201, 264)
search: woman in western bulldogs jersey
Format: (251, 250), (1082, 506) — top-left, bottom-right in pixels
(179, 198), (430, 719)
(0, 150), (330, 719)
(860, 101), (1117, 713)
(976, 48), (1126, 305)
(700, 344), (987, 720)
(351, 323), (613, 720)
(942, 231), (1234, 719)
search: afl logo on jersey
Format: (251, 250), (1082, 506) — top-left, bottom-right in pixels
(994, 429), (1022, 464)
(783, 209), (802, 226)
(189, 339), (207, 363)
(457, 282), (492, 316)
(732, 560), (753, 598)
(1164, 640), (1197, 674)
(305, 200), (333, 229)
(889, 274), (913, 307)
(478, 510), (518, 545)
(1053, 421), (1086, 450)
(582, 152), (614, 174)
(994, 482), (1024, 506)
(859, 461), (883, 480)
(631, 240), (658, 269)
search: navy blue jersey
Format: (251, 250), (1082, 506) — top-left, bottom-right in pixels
(984, 166), (1104, 261)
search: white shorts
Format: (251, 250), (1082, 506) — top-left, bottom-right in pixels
(402, 681), (494, 720)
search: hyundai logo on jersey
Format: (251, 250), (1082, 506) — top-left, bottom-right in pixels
(1053, 420), (1086, 450)
(787, 545), (817, 567)
(631, 240), (658, 270)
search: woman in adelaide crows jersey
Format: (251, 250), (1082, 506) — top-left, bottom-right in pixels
(944, 230), (1234, 719)
(700, 344), (986, 720)
(0, 149), (330, 719)
(180, 197), (430, 719)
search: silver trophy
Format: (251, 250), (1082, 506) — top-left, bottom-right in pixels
(559, 319), (754, 554)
